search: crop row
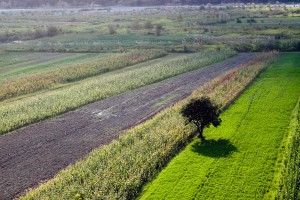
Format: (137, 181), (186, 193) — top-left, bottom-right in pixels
(0, 49), (166, 101)
(20, 52), (277, 200)
(192, 51), (278, 108)
(0, 51), (234, 135)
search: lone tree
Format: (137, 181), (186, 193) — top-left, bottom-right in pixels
(181, 97), (222, 139)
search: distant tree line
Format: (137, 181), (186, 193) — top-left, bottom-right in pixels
(0, 0), (299, 8)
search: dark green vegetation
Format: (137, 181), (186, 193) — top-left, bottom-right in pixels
(0, 5), (299, 53)
(181, 97), (222, 139)
(139, 53), (300, 199)
(19, 52), (276, 200)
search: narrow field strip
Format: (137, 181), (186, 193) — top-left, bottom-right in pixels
(266, 96), (300, 199)
(0, 52), (47, 69)
(0, 51), (233, 135)
(0, 52), (75, 74)
(0, 53), (109, 81)
(19, 52), (276, 200)
(0, 53), (182, 105)
(139, 53), (300, 200)
(0, 50), (165, 100)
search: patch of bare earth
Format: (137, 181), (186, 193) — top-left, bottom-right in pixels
(0, 53), (257, 200)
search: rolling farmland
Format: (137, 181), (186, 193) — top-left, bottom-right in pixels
(12, 52), (276, 200)
(0, 4), (299, 200)
(139, 53), (300, 200)
(0, 51), (234, 136)
(0, 50), (165, 100)
(1, 53), (259, 200)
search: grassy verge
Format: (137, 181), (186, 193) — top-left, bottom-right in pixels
(265, 97), (300, 199)
(20, 52), (276, 200)
(0, 51), (234, 135)
(0, 50), (165, 100)
(138, 53), (300, 200)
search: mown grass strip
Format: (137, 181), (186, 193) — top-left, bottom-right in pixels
(0, 51), (234, 135)
(20, 52), (276, 200)
(0, 50), (166, 100)
(139, 53), (300, 200)
(265, 94), (300, 199)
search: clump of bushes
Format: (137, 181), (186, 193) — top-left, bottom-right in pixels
(34, 26), (60, 39)
(233, 40), (300, 52)
(47, 26), (59, 37)
(0, 25), (60, 42)
(108, 25), (117, 34)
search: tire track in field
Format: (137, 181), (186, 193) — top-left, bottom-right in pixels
(0, 53), (257, 200)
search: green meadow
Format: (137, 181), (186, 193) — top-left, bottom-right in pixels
(139, 53), (300, 200)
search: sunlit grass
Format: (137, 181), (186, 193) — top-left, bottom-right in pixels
(139, 53), (300, 200)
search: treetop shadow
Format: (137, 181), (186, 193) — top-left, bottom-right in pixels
(191, 139), (237, 158)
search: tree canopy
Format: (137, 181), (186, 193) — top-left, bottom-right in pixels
(181, 97), (221, 139)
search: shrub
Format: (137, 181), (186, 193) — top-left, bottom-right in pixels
(33, 29), (46, 39)
(108, 25), (117, 35)
(155, 24), (163, 36)
(47, 26), (59, 37)
(144, 21), (153, 30)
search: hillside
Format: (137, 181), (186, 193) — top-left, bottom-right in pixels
(0, 0), (298, 8)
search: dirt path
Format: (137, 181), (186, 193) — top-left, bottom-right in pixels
(0, 53), (257, 200)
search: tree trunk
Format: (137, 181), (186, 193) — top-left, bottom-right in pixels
(197, 123), (204, 139)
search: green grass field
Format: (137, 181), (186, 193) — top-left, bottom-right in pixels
(139, 53), (300, 200)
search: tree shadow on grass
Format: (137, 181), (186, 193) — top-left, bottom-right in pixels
(191, 139), (237, 158)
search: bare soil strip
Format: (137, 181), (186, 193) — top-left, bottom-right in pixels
(0, 53), (256, 200)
